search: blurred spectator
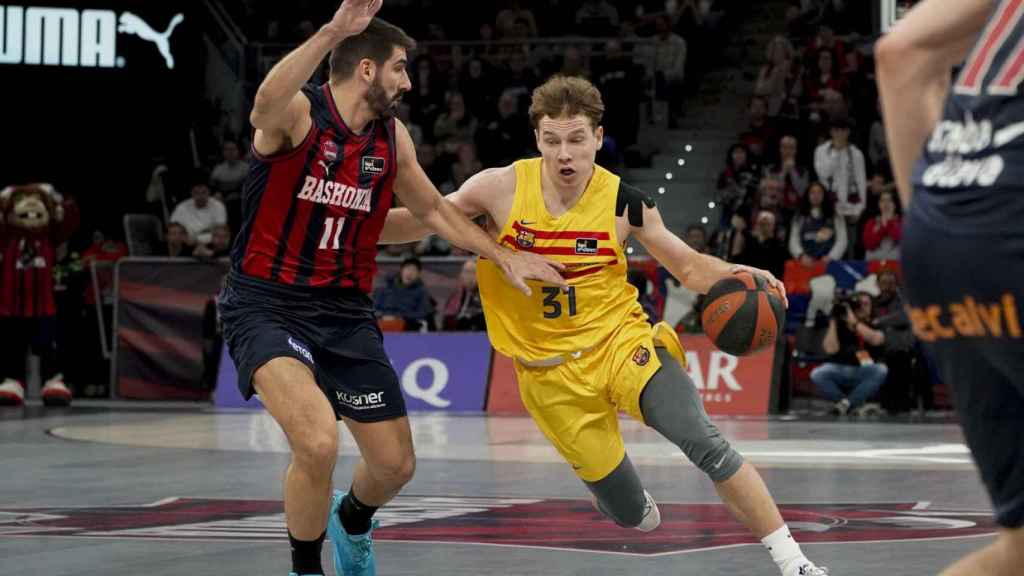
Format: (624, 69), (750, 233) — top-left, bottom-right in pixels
(627, 268), (659, 323)
(739, 211), (789, 279)
(861, 170), (893, 224)
(406, 56), (445, 130)
(459, 58), (497, 121)
(739, 96), (780, 164)
(685, 224), (710, 254)
(712, 213), (747, 262)
(575, 0), (620, 37)
(477, 91), (531, 167)
(651, 15), (687, 129)
(756, 36), (803, 119)
(868, 99), (889, 173)
(559, 45), (588, 78)
(870, 267), (919, 413)
(433, 91), (479, 155)
(81, 228), (129, 264)
(170, 181), (226, 245)
(164, 222), (194, 257)
(766, 135), (810, 214)
(373, 257), (436, 332)
(803, 49), (847, 120)
(804, 22), (849, 73)
(812, 291), (887, 416)
(416, 143), (450, 185)
(861, 190), (902, 262)
(396, 102), (424, 147)
(814, 117), (865, 247)
(496, 0), (538, 38)
(443, 259), (486, 331)
(749, 177), (788, 234)
(209, 139), (248, 231)
(789, 181), (847, 264)
(442, 143), (483, 194)
(716, 144), (759, 226)
(596, 39), (644, 150)
(194, 224), (233, 260)
(502, 51), (539, 113)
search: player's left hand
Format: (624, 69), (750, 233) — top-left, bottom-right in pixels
(497, 248), (567, 297)
(729, 264), (788, 308)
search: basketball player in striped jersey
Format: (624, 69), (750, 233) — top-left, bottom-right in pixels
(878, 1), (1024, 574)
(219, 2), (566, 575)
(381, 76), (829, 576)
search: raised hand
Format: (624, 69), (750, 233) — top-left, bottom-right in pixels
(324, 0), (382, 39)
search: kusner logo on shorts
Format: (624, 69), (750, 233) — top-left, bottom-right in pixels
(335, 390), (386, 410)
(287, 337), (314, 365)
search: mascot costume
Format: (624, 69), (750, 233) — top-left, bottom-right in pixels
(0, 183), (79, 406)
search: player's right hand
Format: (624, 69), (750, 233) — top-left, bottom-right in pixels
(325, 0), (382, 39)
(497, 249), (567, 297)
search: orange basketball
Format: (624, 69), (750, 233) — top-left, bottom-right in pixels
(700, 272), (785, 356)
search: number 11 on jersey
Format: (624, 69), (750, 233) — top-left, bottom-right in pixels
(319, 216), (346, 250)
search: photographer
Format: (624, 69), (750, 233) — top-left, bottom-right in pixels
(811, 291), (887, 416)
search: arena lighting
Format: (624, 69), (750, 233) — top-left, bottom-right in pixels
(685, 144), (693, 152)
(701, 216), (709, 224)
(665, 172), (673, 180)
(657, 187), (666, 194)
(626, 246), (635, 255)
(677, 158), (685, 166)
(708, 201), (716, 209)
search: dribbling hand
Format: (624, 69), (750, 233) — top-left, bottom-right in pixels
(325, 0), (382, 39)
(729, 264), (788, 308)
(497, 248), (568, 297)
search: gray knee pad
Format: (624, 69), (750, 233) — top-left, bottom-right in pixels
(641, 349), (744, 483)
(584, 454), (647, 528)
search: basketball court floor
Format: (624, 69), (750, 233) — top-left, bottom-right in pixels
(0, 405), (998, 575)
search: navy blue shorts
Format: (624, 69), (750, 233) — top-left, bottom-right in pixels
(902, 212), (1024, 528)
(218, 272), (406, 422)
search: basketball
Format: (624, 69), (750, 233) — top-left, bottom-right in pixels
(700, 272), (785, 356)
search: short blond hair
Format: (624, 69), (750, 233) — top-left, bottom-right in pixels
(528, 75), (604, 130)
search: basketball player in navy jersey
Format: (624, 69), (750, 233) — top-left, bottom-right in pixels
(219, 2), (566, 575)
(877, 1), (1024, 574)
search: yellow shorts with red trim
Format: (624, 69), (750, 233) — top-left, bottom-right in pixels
(515, 320), (686, 482)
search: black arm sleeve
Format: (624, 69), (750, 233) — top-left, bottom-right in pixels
(615, 181), (656, 227)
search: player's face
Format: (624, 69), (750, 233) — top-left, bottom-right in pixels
(367, 47), (411, 118)
(535, 115), (603, 187)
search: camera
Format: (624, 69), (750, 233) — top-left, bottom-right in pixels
(832, 288), (857, 319)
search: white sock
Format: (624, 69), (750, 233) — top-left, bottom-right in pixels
(761, 524), (804, 570)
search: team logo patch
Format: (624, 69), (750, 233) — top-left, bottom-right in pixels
(516, 229), (536, 249)
(0, 497), (996, 556)
(632, 345), (651, 366)
(322, 140), (339, 162)
(361, 156), (386, 175)
(575, 238), (599, 255)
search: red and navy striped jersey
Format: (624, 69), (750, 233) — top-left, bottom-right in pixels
(1, 236), (56, 318)
(231, 83), (397, 292)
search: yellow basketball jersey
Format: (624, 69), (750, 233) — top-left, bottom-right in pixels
(477, 158), (647, 362)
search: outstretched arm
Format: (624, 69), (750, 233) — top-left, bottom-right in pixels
(631, 200), (787, 303)
(250, 0), (381, 154)
(392, 122), (565, 295)
(379, 166), (505, 244)
(875, 0), (994, 205)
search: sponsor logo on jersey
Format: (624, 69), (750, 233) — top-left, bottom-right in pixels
(361, 156), (386, 175)
(909, 293), (1022, 342)
(287, 337), (314, 365)
(574, 238), (598, 255)
(297, 176), (372, 212)
(0, 6), (184, 69)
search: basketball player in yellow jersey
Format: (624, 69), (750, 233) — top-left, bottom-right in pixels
(380, 76), (829, 576)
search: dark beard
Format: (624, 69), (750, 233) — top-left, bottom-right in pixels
(366, 81), (400, 118)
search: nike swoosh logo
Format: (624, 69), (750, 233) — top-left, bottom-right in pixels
(712, 454), (727, 469)
(994, 121), (1024, 148)
(572, 464), (583, 470)
(520, 220), (535, 225)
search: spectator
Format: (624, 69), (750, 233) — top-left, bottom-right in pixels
(803, 48), (847, 120)
(81, 228), (129, 264)
(194, 224), (233, 260)
(443, 259), (486, 331)
(477, 91), (531, 167)
(870, 268), (919, 413)
(442, 143), (483, 194)
(740, 96), (781, 165)
(766, 135), (810, 214)
(596, 39), (644, 150)
(209, 139), (249, 198)
(496, 0), (538, 39)
(716, 144), (759, 226)
(501, 51), (539, 113)
(433, 91), (478, 155)
(164, 222), (194, 257)
(685, 223), (710, 254)
(459, 58), (497, 121)
(805, 22), (848, 73)
(814, 117), (866, 248)
(627, 268), (659, 323)
(740, 211), (789, 280)
(861, 190), (902, 261)
(756, 36), (803, 120)
(396, 102), (424, 147)
(749, 177), (788, 234)
(373, 257), (436, 332)
(789, 181), (847, 264)
(559, 45), (588, 78)
(406, 56), (445, 130)
(812, 291), (887, 416)
(651, 15), (687, 129)
(575, 0), (620, 37)
(170, 181), (226, 245)
(712, 213), (747, 262)
(868, 99), (889, 173)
